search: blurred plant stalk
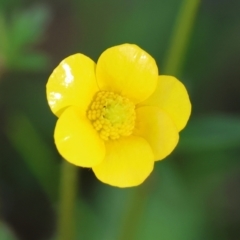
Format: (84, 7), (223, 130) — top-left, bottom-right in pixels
(57, 161), (78, 240)
(0, 57), (5, 79)
(163, 0), (201, 75)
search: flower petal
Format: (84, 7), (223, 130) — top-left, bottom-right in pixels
(96, 44), (158, 103)
(47, 54), (99, 117)
(140, 75), (191, 131)
(134, 106), (179, 161)
(54, 106), (105, 167)
(92, 136), (154, 187)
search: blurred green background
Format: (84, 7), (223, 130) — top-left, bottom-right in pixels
(1, 0), (240, 239)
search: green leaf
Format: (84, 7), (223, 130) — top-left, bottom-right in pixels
(1, 5), (50, 71)
(5, 113), (59, 203)
(178, 114), (240, 152)
(0, 222), (18, 240)
(9, 5), (50, 49)
(135, 162), (206, 240)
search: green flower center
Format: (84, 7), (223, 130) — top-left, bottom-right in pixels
(87, 91), (136, 140)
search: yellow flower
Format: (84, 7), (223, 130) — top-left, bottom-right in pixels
(46, 44), (191, 188)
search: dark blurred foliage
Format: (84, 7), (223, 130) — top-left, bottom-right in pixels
(0, 0), (240, 239)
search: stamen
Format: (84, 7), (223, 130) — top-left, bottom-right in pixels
(87, 91), (136, 140)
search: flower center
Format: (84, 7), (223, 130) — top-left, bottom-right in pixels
(87, 91), (136, 140)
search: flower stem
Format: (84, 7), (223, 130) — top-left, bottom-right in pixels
(57, 161), (78, 240)
(163, 0), (201, 75)
(118, 186), (149, 240)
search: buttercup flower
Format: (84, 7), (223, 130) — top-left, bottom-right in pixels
(46, 44), (191, 188)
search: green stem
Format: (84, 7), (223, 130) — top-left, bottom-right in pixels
(118, 186), (149, 240)
(163, 0), (201, 75)
(57, 161), (78, 240)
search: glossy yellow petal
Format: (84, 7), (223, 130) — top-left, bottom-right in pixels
(47, 54), (99, 117)
(140, 75), (191, 131)
(54, 106), (105, 167)
(96, 44), (158, 103)
(134, 106), (179, 161)
(92, 136), (154, 187)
